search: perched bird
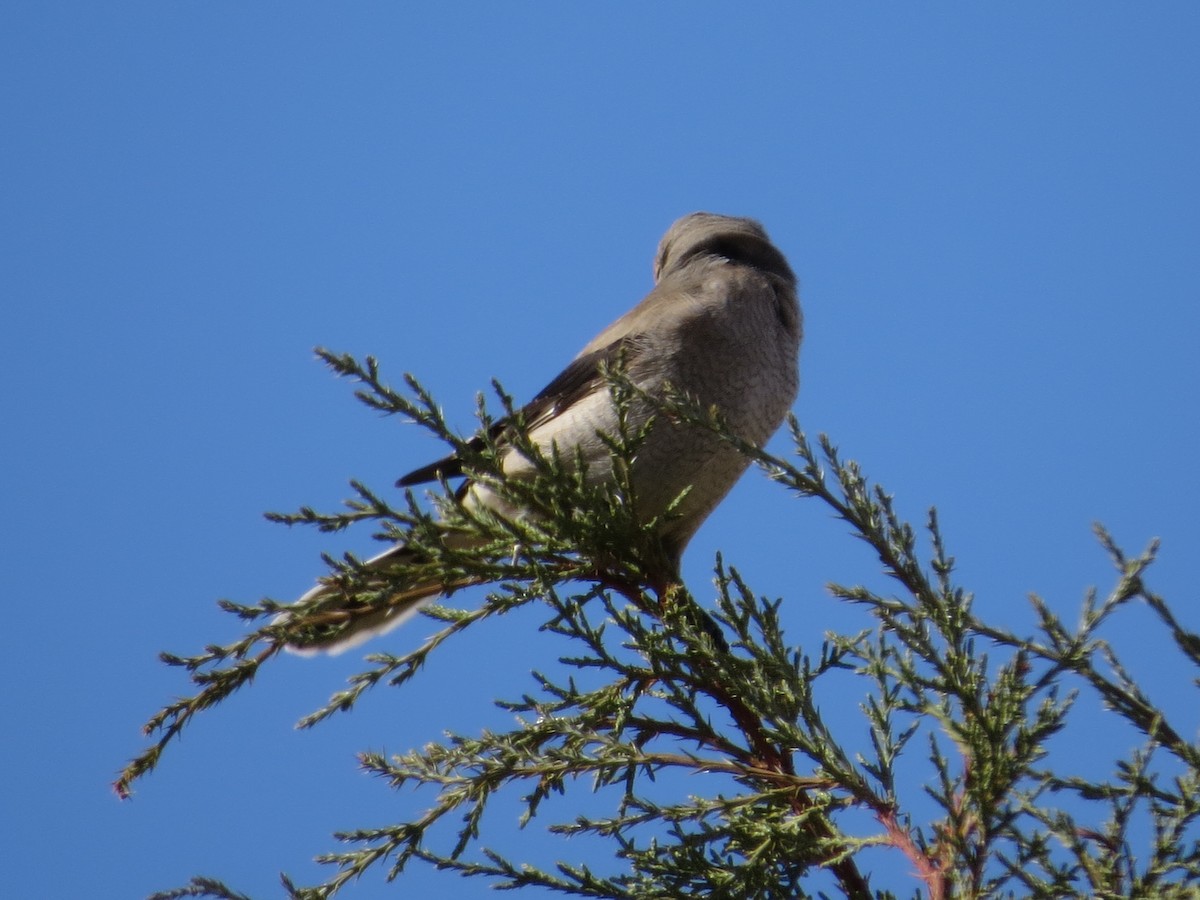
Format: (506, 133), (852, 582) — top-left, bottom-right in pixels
(283, 212), (802, 654)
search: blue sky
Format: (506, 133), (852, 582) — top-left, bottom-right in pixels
(3, 4), (1199, 898)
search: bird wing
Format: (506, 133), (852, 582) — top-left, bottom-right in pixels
(396, 335), (641, 488)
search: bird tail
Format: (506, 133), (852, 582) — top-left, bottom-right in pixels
(278, 544), (453, 656)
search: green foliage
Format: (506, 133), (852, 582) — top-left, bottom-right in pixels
(124, 349), (1200, 900)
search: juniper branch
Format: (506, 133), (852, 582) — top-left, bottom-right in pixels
(125, 351), (1200, 899)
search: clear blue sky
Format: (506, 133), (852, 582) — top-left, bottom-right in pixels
(3, 4), (1198, 898)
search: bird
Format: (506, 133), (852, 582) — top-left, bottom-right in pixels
(280, 212), (802, 654)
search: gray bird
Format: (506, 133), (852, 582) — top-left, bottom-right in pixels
(283, 212), (801, 654)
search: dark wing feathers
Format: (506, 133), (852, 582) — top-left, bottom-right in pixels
(395, 434), (487, 486)
(396, 337), (637, 488)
